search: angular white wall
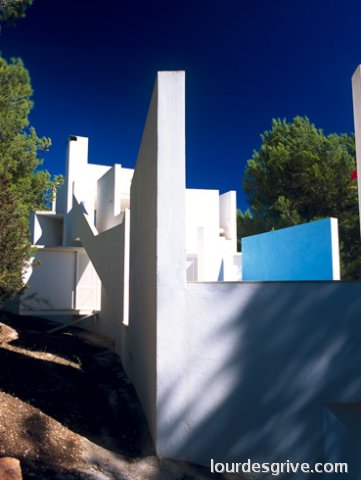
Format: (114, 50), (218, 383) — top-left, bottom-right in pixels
(126, 71), (186, 441)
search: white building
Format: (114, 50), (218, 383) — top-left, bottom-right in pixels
(17, 71), (361, 474)
(21, 112), (241, 332)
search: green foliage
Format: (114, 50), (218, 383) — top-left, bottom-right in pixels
(236, 209), (268, 251)
(0, 174), (31, 305)
(239, 116), (360, 279)
(0, 0), (33, 25)
(0, 56), (53, 213)
(0, 55), (58, 303)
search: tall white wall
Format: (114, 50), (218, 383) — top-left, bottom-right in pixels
(352, 65), (361, 234)
(126, 71), (186, 443)
(63, 136), (88, 246)
(64, 136), (89, 214)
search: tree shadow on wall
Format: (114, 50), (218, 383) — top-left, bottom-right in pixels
(157, 281), (361, 479)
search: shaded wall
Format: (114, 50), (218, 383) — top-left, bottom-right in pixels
(71, 196), (129, 349)
(125, 75), (158, 440)
(30, 213), (63, 247)
(126, 71), (186, 444)
(20, 250), (77, 312)
(157, 280), (361, 475)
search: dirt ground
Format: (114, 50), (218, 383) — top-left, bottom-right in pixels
(0, 312), (248, 480)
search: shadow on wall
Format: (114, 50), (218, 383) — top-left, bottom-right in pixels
(158, 281), (361, 478)
(20, 291), (54, 312)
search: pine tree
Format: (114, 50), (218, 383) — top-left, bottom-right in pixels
(0, 0), (33, 25)
(239, 116), (360, 279)
(0, 174), (31, 304)
(0, 56), (57, 305)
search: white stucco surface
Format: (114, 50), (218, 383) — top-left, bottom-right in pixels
(63, 136), (110, 245)
(126, 75), (159, 439)
(352, 65), (361, 233)
(75, 250), (101, 311)
(21, 250), (76, 312)
(157, 281), (361, 467)
(71, 195), (129, 348)
(185, 189), (239, 280)
(30, 212), (63, 247)
(96, 164), (133, 233)
(219, 190), (237, 249)
(20, 248), (100, 314)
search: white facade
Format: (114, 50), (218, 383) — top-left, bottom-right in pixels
(21, 121), (241, 323)
(185, 189), (241, 281)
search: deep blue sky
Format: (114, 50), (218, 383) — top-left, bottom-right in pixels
(1, 0), (361, 210)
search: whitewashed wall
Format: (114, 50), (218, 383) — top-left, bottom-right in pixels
(96, 164), (133, 233)
(20, 248), (100, 315)
(125, 71), (187, 440)
(71, 195), (129, 349)
(157, 281), (361, 469)
(185, 189), (239, 281)
(352, 65), (361, 233)
(219, 190), (237, 249)
(30, 212), (63, 247)
(63, 136), (110, 245)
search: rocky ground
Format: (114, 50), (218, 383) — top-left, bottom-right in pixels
(0, 312), (248, 480)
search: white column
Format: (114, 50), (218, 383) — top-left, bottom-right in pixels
(62, 136), (88, 245)
(351, 66), (361, 234)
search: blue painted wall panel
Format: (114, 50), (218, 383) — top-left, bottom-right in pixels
(242, 218), (337, 281)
